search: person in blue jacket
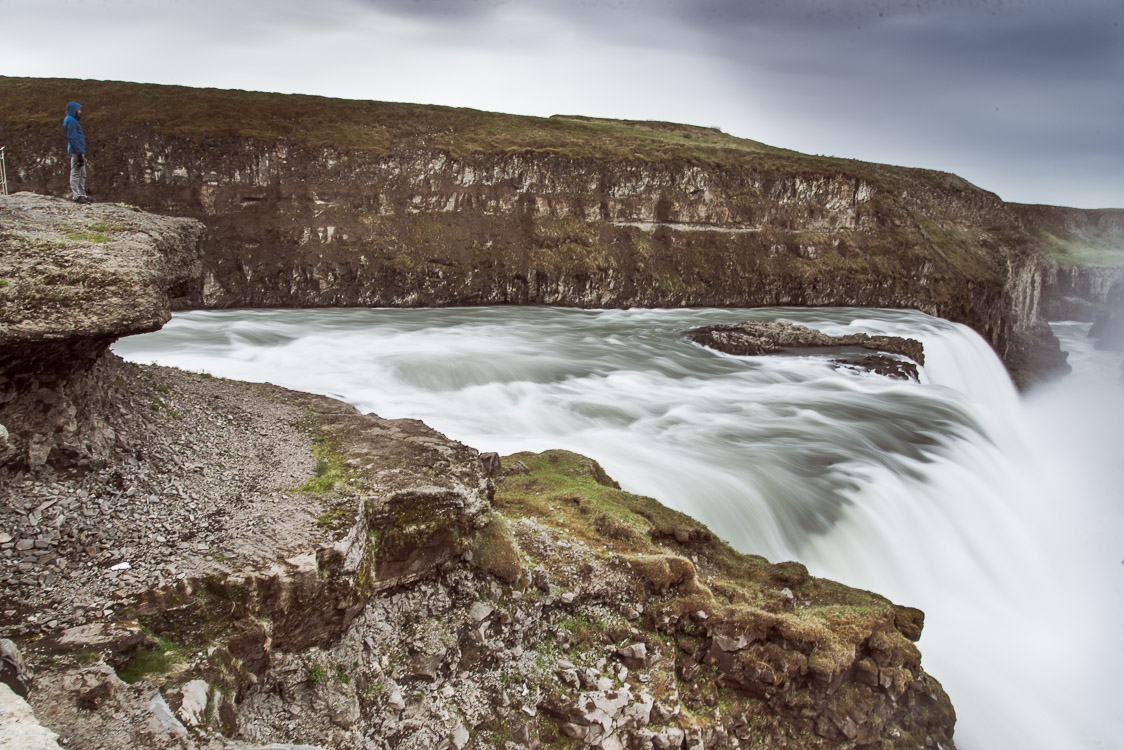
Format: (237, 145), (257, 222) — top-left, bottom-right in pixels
(63, 101), (91, 204)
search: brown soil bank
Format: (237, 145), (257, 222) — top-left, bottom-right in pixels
(3, 76), (1122, 386)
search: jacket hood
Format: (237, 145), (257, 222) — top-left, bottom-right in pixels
(65, 101), (82, 118)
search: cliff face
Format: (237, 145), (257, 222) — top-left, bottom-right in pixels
(4, 77), (1120, 386)
(1039, 263), (1124, 321)
(1003, 204), (1124, 361)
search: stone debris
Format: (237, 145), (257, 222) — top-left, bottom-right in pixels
(617, 642), (648, 666)
(407, 652), (444, 682)
(7, 431), (954, 750)
(147, 692), (188, 736)
(467, 601), (494, 623)
(532, 564), (550, 592)
(174, 679), (210, 728)
(327, 692), (361, 729)
(0, 357), (319, 640)
(478, 452), (502, 477)
(712, 634), (749, 652)
(0, 194), (957, 749)
(450, 720), (470, 749)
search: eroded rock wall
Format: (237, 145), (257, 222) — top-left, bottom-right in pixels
(0, 78), (1099, 383)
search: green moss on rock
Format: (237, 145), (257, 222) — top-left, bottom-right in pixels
(471, 512), (525, 585)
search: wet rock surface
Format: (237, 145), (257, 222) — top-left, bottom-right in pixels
(224, 450), (955, 750)
(0, 357), (320, 640)
(3, 374), (958, 749)
(685, 321), (925, 381)
(0, 192), (203, 345)
(1, 637), (31, 698)
(0, 680), (63, 750)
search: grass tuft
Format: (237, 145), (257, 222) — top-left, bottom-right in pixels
(298, 433), (351, 494)
(118, 636), (185, 684)
(64, 231), (112, 244)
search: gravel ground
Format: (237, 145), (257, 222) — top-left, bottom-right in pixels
(0, 355), (322, 639)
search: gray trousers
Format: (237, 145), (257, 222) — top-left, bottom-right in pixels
(69, 153), (87, 199)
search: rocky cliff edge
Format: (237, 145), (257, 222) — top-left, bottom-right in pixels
(0, 192), (204, 470)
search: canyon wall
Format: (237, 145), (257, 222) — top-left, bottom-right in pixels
(3, 77), (1121, 386)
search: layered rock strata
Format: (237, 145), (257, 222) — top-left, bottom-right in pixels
(1009, 203), (1124, 334)
(9, 414), (959, 749)
(0, 192), (205, 471)
(3, 77), (1121, 386)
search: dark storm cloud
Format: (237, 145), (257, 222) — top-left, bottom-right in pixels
(355, 0), (1124, 105)
(647, 0), (1123, 206)
(346, 0), (1122, 205)
(647, 0), (1124, 87)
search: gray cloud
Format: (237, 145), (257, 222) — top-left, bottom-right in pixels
(256, 0), (1124, 206)
(4, 0), (1120, 206)
(354, 0), (513, 20)
(635, 0), (1124, 206)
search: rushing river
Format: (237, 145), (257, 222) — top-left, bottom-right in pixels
(114, 307), (1123, 750)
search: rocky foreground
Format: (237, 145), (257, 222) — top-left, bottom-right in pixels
(1, 194), (956, 749)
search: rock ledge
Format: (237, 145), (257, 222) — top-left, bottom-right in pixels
(686, 321), (925, 381)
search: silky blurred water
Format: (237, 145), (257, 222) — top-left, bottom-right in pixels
(114, 307), (1123, 749)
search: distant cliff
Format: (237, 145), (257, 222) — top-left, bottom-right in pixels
(3, 76), (1121, 386)
(1007, 203), (1124, 325)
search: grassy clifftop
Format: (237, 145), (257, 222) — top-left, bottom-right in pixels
(1009, 203), (1124, 267)
(1, 75), (992, 197)
(0, 76), (788, 156)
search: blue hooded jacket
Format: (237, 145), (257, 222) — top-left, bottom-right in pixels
(64, 101), (85, 155)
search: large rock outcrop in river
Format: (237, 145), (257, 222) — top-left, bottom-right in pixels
(0, 195), (956, 747)
(685, 321), (925, 380)
(2, 77), (1122, 386)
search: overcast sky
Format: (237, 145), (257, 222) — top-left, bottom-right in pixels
(3, 0), (1121, 209)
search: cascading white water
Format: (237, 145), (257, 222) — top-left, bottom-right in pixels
(113, 307), (1123, 749)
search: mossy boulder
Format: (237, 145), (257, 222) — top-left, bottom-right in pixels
(471, 512), (525, 585)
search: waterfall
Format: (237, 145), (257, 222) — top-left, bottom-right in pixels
(798, 321), (1122, 750)
(114, 307), (1123, 749)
